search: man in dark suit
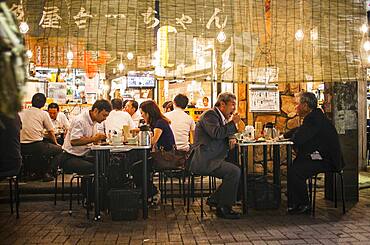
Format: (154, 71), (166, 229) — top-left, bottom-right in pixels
(284, 92), (344, 214)
(189, 92), (241, 219)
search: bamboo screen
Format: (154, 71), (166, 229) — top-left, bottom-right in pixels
(7, 0), (368, 83)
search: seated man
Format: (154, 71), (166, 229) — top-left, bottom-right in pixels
(47, 103), (70, 145)
(98, 98), (136, 135)
(284, 92), (344, 215)
(125, 100), (142, 127)
(189, 92), (241, 219)
(165, 94), (195, 152)
(61, 100), (111, 175)
(19, 93), (62, 181)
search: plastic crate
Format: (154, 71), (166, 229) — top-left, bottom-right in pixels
(108, 188), (140, 221)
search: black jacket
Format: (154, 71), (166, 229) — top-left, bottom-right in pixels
(284, 108), (345, 171)
(189, 108), (237, 174)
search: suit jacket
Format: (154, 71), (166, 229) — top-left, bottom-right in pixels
(189, 108), (238, 174)
(284, 108), (345, 171)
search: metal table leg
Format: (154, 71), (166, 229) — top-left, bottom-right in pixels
(273, 145), (281, 205)
(240, 145), (248, 214)
(94, 150), (101, 221)
(142, 149), (148, 219)
(286, 144), (293, 208)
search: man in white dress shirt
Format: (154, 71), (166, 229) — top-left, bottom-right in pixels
(19, 93), (62, 181)
(165, 94), (195, 152)
(99, 98), (135, 135)
(61, 100), (111, 174)
(125, 100), (142, 127)
(47, 103), (70, 144)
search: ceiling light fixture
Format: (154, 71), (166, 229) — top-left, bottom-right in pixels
(19, 22), (29, 34)
(217, 30), (226, 43)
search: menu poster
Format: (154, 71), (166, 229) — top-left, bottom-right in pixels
(85, 75), (99, 93)
(249, 84), (280, 112)
(48, 82), (67, 104)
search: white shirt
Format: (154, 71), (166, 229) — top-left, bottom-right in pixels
(19, 107), (54, 144)
(62, 110), (96, 156)
(215, 107), (227, 125)
(131, 111), (142, 127)
(51, 113), (70, 130)
(99, 110), (135, 134)
(165, 107), (195, 151)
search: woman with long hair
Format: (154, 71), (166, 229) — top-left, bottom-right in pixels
(140, 100), (175, 151)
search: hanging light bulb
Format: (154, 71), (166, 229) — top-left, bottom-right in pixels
(367, 55), (370, 63)
(127, 52), (134, 60)
(118, 62), (125, 72)
(295, 29), (304, 41)
(19, 22), (29, 34)
(361, 23), (369, 34)
(26, 50), (33, 59)
(67, 50), (74, 60)
(217, 31), (226, 43)
(364, 41), (370, 51)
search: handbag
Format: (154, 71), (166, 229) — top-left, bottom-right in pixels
(152, 146), (187, 170)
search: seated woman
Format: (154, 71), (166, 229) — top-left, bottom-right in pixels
(131, 100), (176, 204)
(141, 100), (175, 151)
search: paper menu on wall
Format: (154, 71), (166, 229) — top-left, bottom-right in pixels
(249, 84), (280, 112)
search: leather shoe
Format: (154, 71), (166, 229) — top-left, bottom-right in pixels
(206, 197), (218, 208)
(287, 205), (311, 215)
(216, 206), (241, 219)
(42, 173), (54, 182)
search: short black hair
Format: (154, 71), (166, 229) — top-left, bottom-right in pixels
(31, 93), (46, 108)
(48, 103), (59, 111)
(174, 94), (189, 109)
(122, 99), (129, 109)
(111, 98), (123, 110)
(130, 100), (138, 112)
(162, 101), (173, 111)
(92, 100), (112, 112)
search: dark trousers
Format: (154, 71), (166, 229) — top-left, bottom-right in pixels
(208, 159), (241, 207)
(288, 157), (332, 207)
(59, 152), (95, 175)
(129, 150), (157, 197)
(21, 141), (62, 176)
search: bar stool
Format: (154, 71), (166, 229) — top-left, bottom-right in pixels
(68, 173), (94, 219)
(186, 173), (217, 218)
(54, 167), (65, 205)
(0, 173), (20, 219)
(308, 170), (345, 216)
(158, 168), (187, 210)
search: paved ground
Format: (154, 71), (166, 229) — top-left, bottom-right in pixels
(0, 186), (369, 245)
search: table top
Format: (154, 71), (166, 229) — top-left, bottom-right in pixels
(90, 144), (152, 152)
(237, 140), (294, 147)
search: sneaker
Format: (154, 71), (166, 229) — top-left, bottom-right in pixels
(152, 190), (161, 205)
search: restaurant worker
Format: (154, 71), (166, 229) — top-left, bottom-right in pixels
(202, 96), (210, 108)
(60, 100), (112, 175)
(283, 92), (344, 215)
(189, 92), (241, 219)
(19, 93), (62, 181)
(47, 103), (70, 144)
